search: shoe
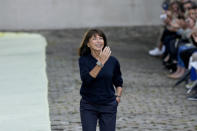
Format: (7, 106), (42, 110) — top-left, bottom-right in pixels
(187, 94), (197, 101)
(186, 82), (193, 89)
(186, 80), (197, 94)
(149, 46), (165, 56)
(165, 63), (177, 73)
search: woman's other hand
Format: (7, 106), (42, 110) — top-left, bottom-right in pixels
(116, 96), (120, 104)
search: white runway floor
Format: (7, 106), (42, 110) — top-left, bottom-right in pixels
(0, 33), (51, 131)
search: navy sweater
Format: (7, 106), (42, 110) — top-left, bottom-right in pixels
(79, 54), (123, 104)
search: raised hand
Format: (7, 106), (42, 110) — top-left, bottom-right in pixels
(99, 46), (111, 65)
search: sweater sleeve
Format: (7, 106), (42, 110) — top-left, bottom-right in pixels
(112, 59), (123, 88)
(79, 57), (95, 86)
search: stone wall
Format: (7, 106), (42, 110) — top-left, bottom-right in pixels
(0, 0), (163, 30)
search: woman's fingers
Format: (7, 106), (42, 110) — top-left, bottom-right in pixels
(104, 46), (110, 54)
(103, 47), (111, 59)
(108, 50), (111, 56)
(99, 46), (111, 65)
(101, 46), (110, 55)
(103, 46), (109, 54)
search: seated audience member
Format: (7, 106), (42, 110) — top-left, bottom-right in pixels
(187, 52), (197, 100)
(168, 5), (197, 79)
(149, 1), (182, 56)
(149, 0), (194, 57)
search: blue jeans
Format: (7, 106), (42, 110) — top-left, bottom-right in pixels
(80, 98), (118, 131)
(177, 45), (193, 67)
(190, 67), (197, 81)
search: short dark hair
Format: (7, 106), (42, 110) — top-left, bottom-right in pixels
(178, 1), (191, 13)
(78, 29), (107, 56)
(188, 2), (197, 10)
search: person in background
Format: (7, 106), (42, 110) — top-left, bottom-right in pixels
(149, 1), (182, 56)
(148, 0), (194, 56)
(168, 5), (197, 79)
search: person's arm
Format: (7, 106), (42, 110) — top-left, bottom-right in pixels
(89, 65), (102, 78)
(112, 58), (123, 103)
(89, 46), (111, 78)
(79, 47), (111, 86)
(191, 31), (197, 47)
(192, 32), (197, 42)
(116, 87), (122, 103)
(79, 59), (96, 85)
(167, 19), (181, 32)
(170, 19), (181, 29)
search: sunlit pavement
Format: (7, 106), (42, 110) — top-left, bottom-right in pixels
(0, 33), (51, 131)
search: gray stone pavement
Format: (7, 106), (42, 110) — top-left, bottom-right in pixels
(41, 26), (197, 131)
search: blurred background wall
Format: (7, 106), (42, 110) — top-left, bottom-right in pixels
(0, 0), (163, 30)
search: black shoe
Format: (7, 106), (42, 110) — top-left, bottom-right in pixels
(165, 63), (177, 72)
(187, 94), (197, 101)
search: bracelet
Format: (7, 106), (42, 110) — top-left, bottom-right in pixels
(116, 95), (121, 98)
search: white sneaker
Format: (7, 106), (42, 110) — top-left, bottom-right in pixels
(148, 46), (165, 56)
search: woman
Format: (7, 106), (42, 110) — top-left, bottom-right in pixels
(78, 29), (123, 131)
(168, 5), (197, 79)
(149, 1), (182, 56)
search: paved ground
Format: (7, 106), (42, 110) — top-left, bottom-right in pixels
(41, 26), (197, 131)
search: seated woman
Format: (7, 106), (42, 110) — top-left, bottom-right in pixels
(149, 1), (182, 56)
(168, 5), (197, 79)
(180, 28), (197, 73)
(149, 0), (194, 56)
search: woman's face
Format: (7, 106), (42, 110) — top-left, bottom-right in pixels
(172, 3), (179, 12)
(184, 3), (192, 11)
(88, 34), (104, 52)
(189, 9), (196, 20)
(186, 17), (195, 29)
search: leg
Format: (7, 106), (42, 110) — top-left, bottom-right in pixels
(99, 112), (117, 131)
(181, 48), (197, 69)
(168, 65), (180, 78)
(80, 99), (98, 131)
(168, 46), (188, 78)
(158, 42), (163, 50)
(174, 67), (185, 78)
(98, 101), (118, 131)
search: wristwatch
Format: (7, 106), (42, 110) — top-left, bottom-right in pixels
(96, 61), (103, 67)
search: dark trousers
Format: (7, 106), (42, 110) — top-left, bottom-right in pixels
(180, 48), (197, 68)
(80, 98), (118, 131)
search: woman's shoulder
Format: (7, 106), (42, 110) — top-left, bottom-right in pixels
(79, 55), (91, 61)
(109, 56), (120, 63)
